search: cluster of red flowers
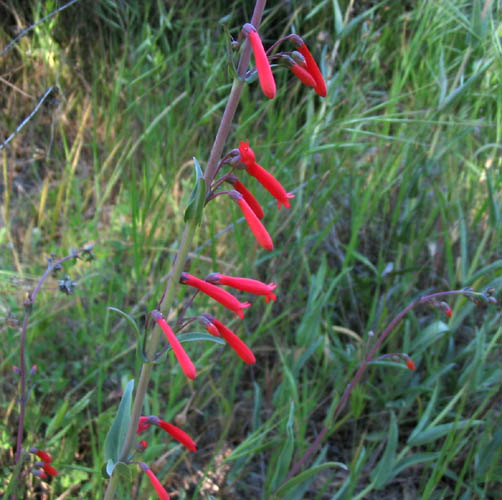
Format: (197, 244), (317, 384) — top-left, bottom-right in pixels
(243, 23), (327, 99)
(179, 271), (276, 364)
(140, 21), (327, 500)
(135, 416), (197, 499)
(30, 448), (58, 480)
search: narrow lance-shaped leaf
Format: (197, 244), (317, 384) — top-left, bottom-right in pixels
(184, 157), (206, 224)
(104, 379), (135, 473)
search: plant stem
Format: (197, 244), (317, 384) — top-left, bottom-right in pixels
(12, 247), (91, 498)
(123, 221), (196, 461)
(285, 289), (470, 480)
(104, 3), (268, 498)
(204, 0), (267, 187)
(103, 222), (198, 500)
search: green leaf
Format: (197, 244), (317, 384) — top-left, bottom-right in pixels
(104, 379), (134, 471)
(225, 423), (277, 462)
(105, 458), (115, 477)
(274, 461), (348, 498)
(45, 399), (69, 438)
(3, 457), (25, 497)
(153, 332), (224, 363)
(408, 383), (439, 443)
(114, 461), (132, 480)
(161, 332), (225, 355)
(470, 0), (491, 44)
(370, 411), (398, 488)
(337, 2), (385, 42)
(391, 452), (441, 479)
(108, 306), (140, 337)
(269, 401), (296, 491)
(333, 0), (343, 35)
(408, 420), (483, 446)
(438, 59), (492, 112)
(184, 157), (206, 224)
(177, 332), (225, 345)
(65, 389), (93, 420)
(476, 430), (502, 477)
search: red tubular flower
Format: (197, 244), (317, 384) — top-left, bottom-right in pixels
(137, 416), (151, 435)
(208, 315), (256, 364)
(239, 139), (256, 165)
(243, 23), (276, 99)
(227, 175), (265, 219)
(239, 141), (295, 210)
(137, 440), (148, 451)
(206, 273), (277, 303)
(230, 192), (274, 251)
(289, 63), (317, 88)
(139, 463), (171, 500)
(32, 469), (47, 479)
(140, 416), (197, 451)
(152, 311), (196, 379)
(246, 162), (295, 209)
(180, 272), (251, 318)
(157, 420), (197, 452)
(199, 316), (220, 336)
(30, 448), (52, 463)
(294, 39), (327, 97)
(406, 359), (416, 371)
(42, 463), (58, 477)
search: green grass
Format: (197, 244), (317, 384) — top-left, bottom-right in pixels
(1, 0), (501, 498)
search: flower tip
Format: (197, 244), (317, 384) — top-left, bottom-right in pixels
(244, 351), (257, 365)
(137, 416), (151, 435)
(239, 140), (255, 165)
(157, 420), (197, 452)
(141, 465), (171, 500)
(184, 363), (197, 380)
(34, 449), (53, 463)
(263, 85), (276, 99)
(42, 463), (58, 477)
(406, 359), (416, 371)
(445, 308), (452, 318)
(137, 440), (149, 451)
(315, 82), (327, 98)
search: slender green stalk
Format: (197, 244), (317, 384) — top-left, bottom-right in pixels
(103, 222), (196, 500)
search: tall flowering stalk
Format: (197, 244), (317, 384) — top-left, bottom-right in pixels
(102, 1), (329, 498)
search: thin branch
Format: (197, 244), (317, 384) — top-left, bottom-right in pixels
(0, 86), (57, 152)
(0, 0), (81, 57)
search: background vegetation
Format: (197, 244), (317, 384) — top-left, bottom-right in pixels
(1, 0), (501, 498)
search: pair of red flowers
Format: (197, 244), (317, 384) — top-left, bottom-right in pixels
(30, 448), (58, 479)
(153, 272), (277, 377)
(227, 140), (295, 251)
(135, 415), (198, 499)
(243, 23), (327, 99)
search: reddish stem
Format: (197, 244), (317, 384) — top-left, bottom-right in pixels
(285, 289), (469, 480)
(14, 247), (91, 467)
